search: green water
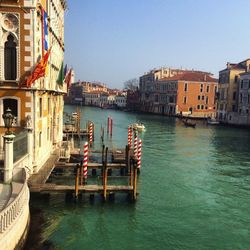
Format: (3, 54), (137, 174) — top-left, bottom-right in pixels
(28, 106), (250, 250)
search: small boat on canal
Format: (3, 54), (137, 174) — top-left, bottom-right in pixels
(133, 123), (146, 132)
(183, 119), (196, 128)
(207, 117), (220, 125)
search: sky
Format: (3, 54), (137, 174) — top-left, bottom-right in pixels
(64, 0), (250, 89)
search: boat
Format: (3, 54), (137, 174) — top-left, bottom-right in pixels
(207, 117), (220, 125)
(133, 123), (146, 131)
(183, 119), (196, 128)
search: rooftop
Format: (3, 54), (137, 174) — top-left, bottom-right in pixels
(160, 72), (217, 83)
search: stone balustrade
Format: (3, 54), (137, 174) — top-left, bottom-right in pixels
(0, 169), (30, 250)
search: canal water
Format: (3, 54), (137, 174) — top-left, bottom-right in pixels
(27, 105), (250, 250)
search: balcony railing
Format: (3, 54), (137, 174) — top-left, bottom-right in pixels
(0, 169), (29, 234)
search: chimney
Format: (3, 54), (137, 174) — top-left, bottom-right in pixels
(227, 62), (231, 69)
(204, 74), (207, 81)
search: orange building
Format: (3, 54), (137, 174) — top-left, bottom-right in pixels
(158, 72), (218, 118)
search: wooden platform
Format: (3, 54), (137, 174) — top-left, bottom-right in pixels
(55, 162), (126, 169)
(29, 184), (133, 193)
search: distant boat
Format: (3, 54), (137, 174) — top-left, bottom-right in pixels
(207, 117), (220, 125)
(133, 123), (146, 132)
(183, 119), (196, 128)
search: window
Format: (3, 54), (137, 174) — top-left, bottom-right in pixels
(39, 98), (42, 117)
(201, 105), (204, 110)
(235, 75), (238, 83)
(233, 92), (236, 100)
(48, 98), (50, 114)
(200, 84), (203, 92)
(39, 132), (42, 147)
(198, 95), (201, 100)
(202, 96), (205, 100)
(184, 83), (188, 92)
(4, 34), (17, 80)
(241, 80), (243, 89)
(206, 85), (209, 92)
(197, 105), (200, 109)
(183, 96), (187, 104)
(240, 93), (242, 103)
(249, 80), (250, 88)
(206, 96), (208, 104)
(246, 109), (249, 114)
(232, 105), (236, 112)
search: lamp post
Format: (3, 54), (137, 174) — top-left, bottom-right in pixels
(2, 108), (15, 183)
(2, 108), (14, 135)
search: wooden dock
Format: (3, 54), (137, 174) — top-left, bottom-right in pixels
(28, 145), (139, 201)
(29, 184), (133, 193)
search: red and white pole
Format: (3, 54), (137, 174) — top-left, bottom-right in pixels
(137, 139), (142, 169)
(133, 132), (138, 157)
(83, 142), (88, 181)
(128, 126), (132, 148)
(89, 122), (93, 144)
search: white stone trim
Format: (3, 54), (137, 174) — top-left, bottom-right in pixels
(24, 66), (31, 71)
(25, 102), (31, 108)
(25, 92), (31, 97)
(24, 35), (32, 42)
(24, 24), (31, 30)
(24, 13), (32, 20)
(25, 46), (31, 52)
(24, 56), (32, 62)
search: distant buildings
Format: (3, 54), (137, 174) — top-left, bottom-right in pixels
(139, 67), (218, 118)
(65, 81), (126, 109)
(217, 59), (250, 126)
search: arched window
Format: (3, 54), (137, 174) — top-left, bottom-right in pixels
(4, 34), (17, 80)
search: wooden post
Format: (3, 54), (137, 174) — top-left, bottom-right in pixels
(102, 144), (105, 163)
(103, 147), (108, 201)
(107, 117), (110, 134)
(129, 157), (133, 186)
(110, 118), (113, 137)
(132, 159), (138, 201)
(75, 165), (80, 199)
(80, 161), (83, 185)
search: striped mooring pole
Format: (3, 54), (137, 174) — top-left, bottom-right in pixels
(83, 142), (89, 182)
(133, 131), (138, 157)
(89, 122), (93, 144)
(137, 139), (142, 170)
(128, 126), (132, 148)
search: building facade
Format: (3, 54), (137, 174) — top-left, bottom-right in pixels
(157, 72), (218, 118)
(139, 67), (212, 113)
(0, 0), (67, 173)
(217, 59), (250, 123)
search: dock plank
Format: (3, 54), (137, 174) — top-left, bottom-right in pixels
(30, 184), (133, 193)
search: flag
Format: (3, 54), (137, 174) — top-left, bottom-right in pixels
(64, 64), (68, 78)
(42, 8), (49, 52)
(65, 68), (72, 91)
(57, 62), (64, 85)
(26, 47), (51, 87)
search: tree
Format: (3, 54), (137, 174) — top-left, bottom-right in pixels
(123, 78), (139, 91)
